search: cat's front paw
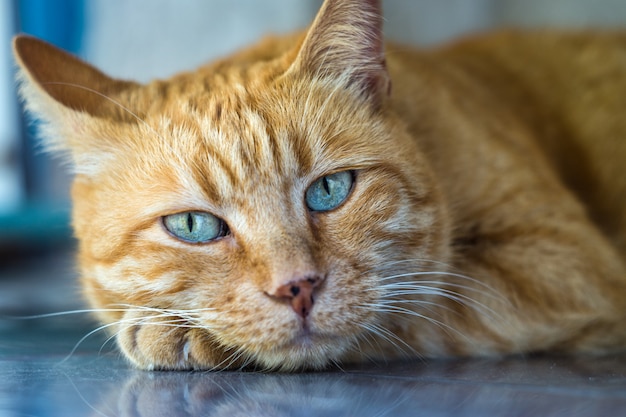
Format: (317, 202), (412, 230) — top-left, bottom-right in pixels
(116, 310), (236, 370)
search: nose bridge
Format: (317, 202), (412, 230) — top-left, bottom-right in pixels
(262, 224), (326, 319)
(247, 205), (327, 319)
(246, 194), (322, 285)
(266, 224), (318, 287)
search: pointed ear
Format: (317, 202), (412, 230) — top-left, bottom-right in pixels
(13, 35), (139, 174)
(290, 0), (390, 106)
(13, 35), (137, 117)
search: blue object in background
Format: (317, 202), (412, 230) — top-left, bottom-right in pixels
(1, 0), (86, 248)
(17, 0), (85, 197)
(18, 0), (84, 53)
(18, 0), (86, 186)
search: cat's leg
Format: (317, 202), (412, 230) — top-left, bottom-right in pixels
(115, 310), (241, 370)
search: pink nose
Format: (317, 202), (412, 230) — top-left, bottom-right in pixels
(269, 276), (323, 319)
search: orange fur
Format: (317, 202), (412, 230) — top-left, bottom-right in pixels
(13, 0), (626, 371)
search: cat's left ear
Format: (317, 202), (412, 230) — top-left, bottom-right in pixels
(289, 0), (390, 107)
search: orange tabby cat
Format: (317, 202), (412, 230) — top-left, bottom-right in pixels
(13, 0), (626, 371)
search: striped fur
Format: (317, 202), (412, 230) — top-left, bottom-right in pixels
(13, 0), (626, 370)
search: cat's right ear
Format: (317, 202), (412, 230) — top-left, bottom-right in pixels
(13, 35), (138, 174)
(13, 35), (136, 117)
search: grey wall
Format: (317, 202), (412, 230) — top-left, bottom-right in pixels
(84, 0), (626, 81)
(84, 0), (320, 81)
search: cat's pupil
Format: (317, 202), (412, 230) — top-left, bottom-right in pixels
(322, 177), (331, 195)
(187, 213), (194, 232)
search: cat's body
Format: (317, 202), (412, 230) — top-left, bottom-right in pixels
(13, 0), (626, 370)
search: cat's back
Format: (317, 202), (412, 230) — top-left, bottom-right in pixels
(389, 30), (626, 254)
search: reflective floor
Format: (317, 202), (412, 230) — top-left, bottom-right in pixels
(2, 315), (626, 417)
(2, 251), (626, 417)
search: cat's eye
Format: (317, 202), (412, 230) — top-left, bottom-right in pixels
(305, 171), (354, 212)
(162, 211), (228, 243)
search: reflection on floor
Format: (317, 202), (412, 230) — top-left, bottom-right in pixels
(1, 251), (626, 416)
(1, 315), (626, 417)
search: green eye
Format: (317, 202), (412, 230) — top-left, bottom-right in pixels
(162, 211), (228, 243)
(305, 171), (354, 212)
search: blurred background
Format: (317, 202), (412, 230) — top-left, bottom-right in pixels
(1, 0), (626, 316)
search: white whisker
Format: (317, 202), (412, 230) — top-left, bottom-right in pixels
(212, 346), (247, 372)
(31, 304), (215, 365)
(359, 303), (476, 348)
(12, 308), (137, 320)
(41, 82), (160, 138)
(357, 321), (418, 359)
(378, 270), (501, 295)
(58, 320), (124, 365)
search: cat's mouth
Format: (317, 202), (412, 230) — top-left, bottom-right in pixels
(278, 327), (342, 353)
(265, 331), (344, 370)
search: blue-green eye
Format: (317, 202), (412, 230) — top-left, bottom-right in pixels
(305, 171), (354, 212)
(162, 211), (228, 243)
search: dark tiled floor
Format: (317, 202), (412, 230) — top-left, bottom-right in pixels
(2, 252), (626, 416)
(2, 320), (626, 417)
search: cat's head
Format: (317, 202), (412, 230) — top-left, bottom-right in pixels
(14, 0), (450, 370)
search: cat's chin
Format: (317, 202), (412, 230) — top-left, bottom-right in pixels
(280, 329), (337, 353)
(250, 329), (351, 372)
